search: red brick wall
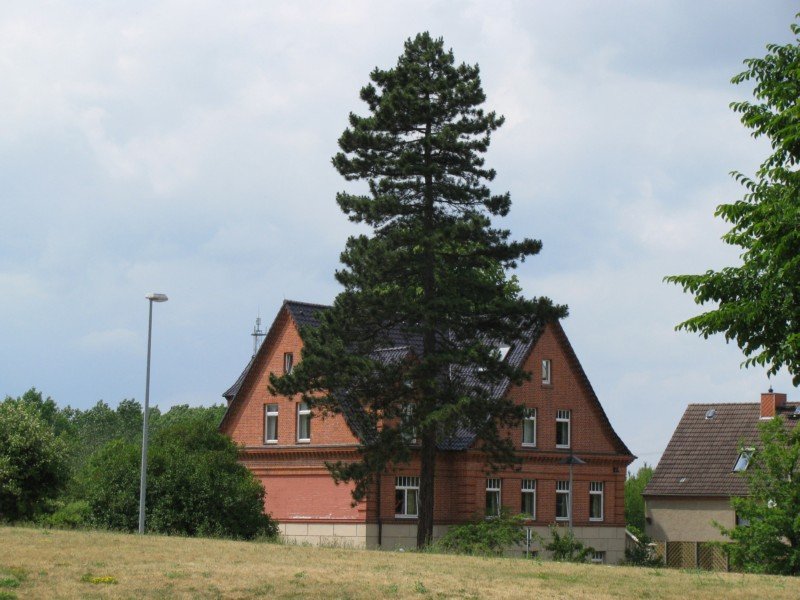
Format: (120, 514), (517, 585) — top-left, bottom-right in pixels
(225, 311), (630, 528)
(223, 307), (359, 447)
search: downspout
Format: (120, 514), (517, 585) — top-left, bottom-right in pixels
(376, 470), (383, 548)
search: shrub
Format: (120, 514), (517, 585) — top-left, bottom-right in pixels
(545, 525), (594, 563)
(81, 419), (278, 539)
(38, 500), (91, 529)
(0, 402), (68, 521)
(623, 527), (662, 567)
(431, 511), (527, 556)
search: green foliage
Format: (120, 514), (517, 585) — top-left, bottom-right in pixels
(0, 402), (68, 521)
(719, 417), (800, 574)
(37, 500), (91, 529)
(623, 526), (663, 567)
(81, 418), (277, 539)
(431, 511), (527, 556)
(625, 464), (653, 531)
(665, 16), (800, 384)
(272, 32), (565, 547)
(545, 526), (594, 563)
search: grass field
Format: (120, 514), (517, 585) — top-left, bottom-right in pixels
(0, 526), (798, 599)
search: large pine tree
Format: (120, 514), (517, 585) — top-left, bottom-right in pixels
(272, 33), (565, 547)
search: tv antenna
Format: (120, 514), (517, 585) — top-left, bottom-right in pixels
(251, 313), (265, 356)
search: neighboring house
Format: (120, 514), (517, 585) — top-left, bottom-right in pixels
(643, 391), (795, 570)
(219, 300), (634, 562)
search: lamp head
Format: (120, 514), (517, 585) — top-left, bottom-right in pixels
(146, 293), (168, 302)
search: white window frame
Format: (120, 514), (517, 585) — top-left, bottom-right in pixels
(284, 352), (294, 374)
(589, 481), (604, 521)
(556, 480), (570, 521)
(521, 479), (536, 519)
(556, 409), (571, 448)
(542, 359), (551, 384)
(296, 401), (311, 442)
(264, 403), (278, 444)
(522, 408), (537, 447)
(395, 476), (419, 518)
(486, 478), (501, 517)
(401, 404), (417, 444)
(591, 551), (605, 564)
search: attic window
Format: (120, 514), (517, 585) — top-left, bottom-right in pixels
(705, 409), (716, 420)
(678, 477), (687, 483)
(734, 448), (754, 472)
(498, 345), (511, 361)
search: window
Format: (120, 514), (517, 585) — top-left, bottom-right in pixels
(556, 480), (570, 521)
(486, 478), (501, 517)
(589, 481), (604, 521)
(521, 479), (536, 519)
(297, 402), (311, 442)
(556, 409), (571, 448)
(542, 359), (551, 384)
(395, 476), (419, 518)
(733, 448), (754, 472)
(283, 352), (294, 374)
(264, 404), (278, 443)
(591, 551), (605, 564)
(498, 345), (511, 361)
(522, 408), (537, 446)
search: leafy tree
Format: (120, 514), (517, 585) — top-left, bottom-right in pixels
(720, 417), (800, 574)
(272, 32), (565, 547)
(665, 16), (800, 383)
(625, 463), (653, 532)
(81, 416), (276, 539)
(0, 401), (68, 520)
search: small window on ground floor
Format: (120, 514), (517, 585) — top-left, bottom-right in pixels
(591, 551), (605, 564)
(521, 479), (536, 519)
(486, 478), (501, 517)
(395, 476), (419, 517)
(555, 480), (570, 521)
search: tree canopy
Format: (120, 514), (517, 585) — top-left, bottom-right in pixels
(666, 16), (800, 384)
(271, 32), (565, 547)
(721, 417), (800, 574)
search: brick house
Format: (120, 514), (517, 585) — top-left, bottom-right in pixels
(219, 300), (634, 562)
(643, 391), (796, 570)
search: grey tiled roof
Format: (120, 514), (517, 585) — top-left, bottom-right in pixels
(644, 402), (798, 498)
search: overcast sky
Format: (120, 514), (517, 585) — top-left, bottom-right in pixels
(1, 1), (797, 470)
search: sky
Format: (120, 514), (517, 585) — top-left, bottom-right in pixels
(1, 1), (797, 472)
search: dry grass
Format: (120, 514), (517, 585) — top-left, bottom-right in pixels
(0, 526), (798, 599)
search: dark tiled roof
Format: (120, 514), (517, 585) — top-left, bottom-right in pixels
(284, 300), (329, 330)
(222, 356), (254, 401)
(644, 402), (798, 498)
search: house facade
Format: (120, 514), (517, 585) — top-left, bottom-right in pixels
(219, 300), (634, 562)
(643, 391), (795, 570)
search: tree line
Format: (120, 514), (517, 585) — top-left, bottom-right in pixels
(0, 388), (277, 539)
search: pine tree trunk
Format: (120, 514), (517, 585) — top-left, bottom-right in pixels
(416, 113), (437, 550)
(416, 425), (437, 548)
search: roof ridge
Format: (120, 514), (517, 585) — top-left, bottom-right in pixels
(283, 299), (332, 309)
(686, 402), (760, 407)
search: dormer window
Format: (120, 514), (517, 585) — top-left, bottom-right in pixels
(498, 345), (511, 361)
(284, 352), (294, 374)
(734, 448), (754, 472)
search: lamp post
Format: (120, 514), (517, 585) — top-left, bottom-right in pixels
(560, 453), (586, 533)
(139, 292), (168, 535)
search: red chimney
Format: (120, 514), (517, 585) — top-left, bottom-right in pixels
(760, 391), (787, 419)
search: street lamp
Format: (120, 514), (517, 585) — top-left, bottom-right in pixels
(138, 292), (168, 534)
(560, 453), (586, 533)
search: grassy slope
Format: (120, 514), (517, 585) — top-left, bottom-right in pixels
(0, 526), (798, 599)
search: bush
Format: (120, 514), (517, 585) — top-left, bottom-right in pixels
(545, 525), (594, 563)
(38, 500), (91, 529)
(431, 511), (527, 556)
(0, 402), (68, 521)
(623, 527), (662, 567)
(81, 419), (278, 539)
